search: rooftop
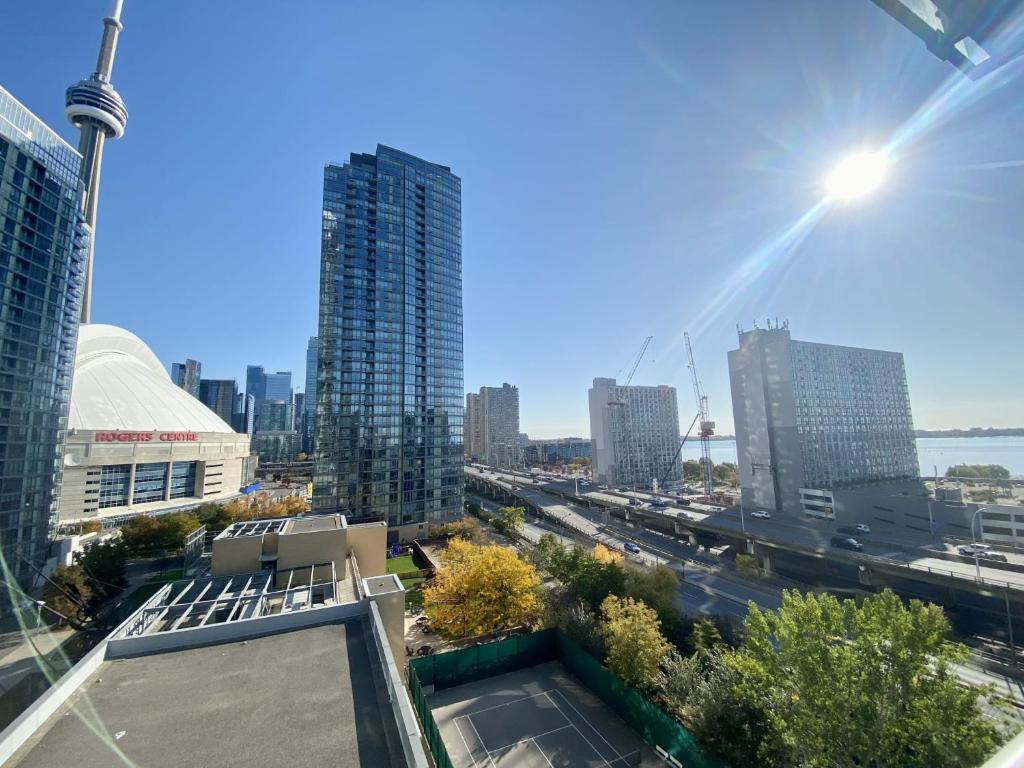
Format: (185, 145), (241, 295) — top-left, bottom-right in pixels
(5, 619), (405, 768)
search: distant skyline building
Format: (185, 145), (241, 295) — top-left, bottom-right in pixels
(467, 384), (520, 467)
(260, 401), (295, 433)
(314, 146), (463, 541)
(304, 336), (318, 453)
(171, 358), (201, 398)
(294, 392), (305, 433)
(728, 326), (919, 516)
(64, 0), (129, 323)
(465, 392), (482, 460)
(252, 431), (300, 463)
(245, 365), (292, 425)
(523, 437), (593, 465)
(589, 378), (682, 489)
(0, 86), (89, 596)
(199, 379), (237, 425)
(232, 392), (255, 436)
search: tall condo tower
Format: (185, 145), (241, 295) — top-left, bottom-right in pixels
(314, 146), (464, 541)
(65, 0), (129, 323)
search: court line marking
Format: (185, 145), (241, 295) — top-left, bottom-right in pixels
(452, 717), (479, 768)
(482, 723), (575, 754)
(453, 689), (556, 719)
(466, 712), (499, 768)
(532, 738), (555, 768)
(548, 689), (626, 763)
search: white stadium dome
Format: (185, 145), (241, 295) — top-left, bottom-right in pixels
(69, 324), (233, 434)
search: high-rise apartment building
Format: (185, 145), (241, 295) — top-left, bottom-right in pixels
(728, 326), (919, 516)
(260, 401), (295, 433)
(466, 384), (520, 467)
(171, 359), (201, 398)
(199, 379), (237, 425)
(0, 87), (89, 593)
(294, 392), (305, 432)
(314, 146), (463, 540)
(589, 378), (681, 489)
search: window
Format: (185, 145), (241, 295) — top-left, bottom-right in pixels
(169, 461), (197, 500)
(133, 462), (168, 504)
(98, 464), (131, 509)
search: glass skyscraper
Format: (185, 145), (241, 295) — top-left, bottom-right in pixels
(314, 145), (463, 539)
(0, 87), (88, 594)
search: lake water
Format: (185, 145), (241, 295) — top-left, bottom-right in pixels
(682, 437), (1024, 478)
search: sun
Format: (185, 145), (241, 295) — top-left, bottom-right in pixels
(825, 151), (889, 201)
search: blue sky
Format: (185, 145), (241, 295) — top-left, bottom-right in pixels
(3, 1), (1023, 437)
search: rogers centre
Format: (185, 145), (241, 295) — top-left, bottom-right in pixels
(59, 325), (256, 526)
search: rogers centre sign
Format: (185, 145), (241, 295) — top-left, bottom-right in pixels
(94, 431), (199, 443)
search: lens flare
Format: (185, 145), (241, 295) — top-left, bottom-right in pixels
(825, 151), (889, 200)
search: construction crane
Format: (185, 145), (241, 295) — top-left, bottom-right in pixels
(685, 332), (715, 499)
(610, 336), (652, 487)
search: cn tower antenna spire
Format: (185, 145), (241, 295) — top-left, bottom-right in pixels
(66, 0), (129, 324)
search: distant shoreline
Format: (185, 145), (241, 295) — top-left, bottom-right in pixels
(706, 430), (1024, 441)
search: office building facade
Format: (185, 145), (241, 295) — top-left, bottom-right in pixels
(0, 87), (89, 593)
(466, 384), (519, 467)
(314, 146), (463, 541)
(588, 378), (681, 488)
(199, 379), (238, 425)
(171, 359), (201, 398)
(245, 365), (292, 426)
(728, 326), (919, 516)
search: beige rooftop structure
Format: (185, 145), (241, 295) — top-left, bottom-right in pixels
(0, 514), (425, 768)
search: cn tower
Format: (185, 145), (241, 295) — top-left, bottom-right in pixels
(65, 0), (128, 324)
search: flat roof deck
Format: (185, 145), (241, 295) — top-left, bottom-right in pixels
(6, 619), (406, 768)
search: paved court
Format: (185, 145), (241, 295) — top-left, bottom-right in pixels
(427, 661), (660, 768)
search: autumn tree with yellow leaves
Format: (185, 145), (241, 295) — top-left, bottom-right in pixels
(600, 595), (671, 692)
(424, 538), (541, 640)
(592, 542), (624, 565)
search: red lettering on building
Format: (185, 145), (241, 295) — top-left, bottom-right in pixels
(94, 431), (198, 443)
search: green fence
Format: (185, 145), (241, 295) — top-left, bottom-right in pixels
(407, 628), (718, 768)
(407, 663), (453, 768)
(556, 632), (720, 768)
(411, 629), (557, 690)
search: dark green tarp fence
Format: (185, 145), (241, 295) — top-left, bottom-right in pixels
(408, 628), (719, 768)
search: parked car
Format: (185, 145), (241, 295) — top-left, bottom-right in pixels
(830, 536), (863, 552)
(623, 541), (641, 554)
(751, 510), (772, 520)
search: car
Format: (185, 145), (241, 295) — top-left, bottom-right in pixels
(750, 510), (771, 519)
(623, 542), (641, 554)
(837, 524), (871, 535)
(958, 544), (993, 557)
(830, 536), (863, 552)
(628, 498), (641, 507)
(979, 551), (1009, 563)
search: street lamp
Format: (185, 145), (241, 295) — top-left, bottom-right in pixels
(969, 506), (989, 582)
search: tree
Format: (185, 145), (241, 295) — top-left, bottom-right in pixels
(592, 543), (624, 565)
(434, 517), (485, 543)
(496, 505), (524, 537)
(690, 617), (724, 654)
(533, 533), (565, 573)
(625, 564), (679, 620)
(711, 462), (739, 487)
(423, 539), (541, 639)
(41, 565), (93, 628)
(75, 539), (128, 599)
(599, 595), (671, 691)
(946, 464), (1010, 480)
(663, 649), (785, 768)
(735, 553), (760, 579)
(728, 589), (1006, 768)
(682, 460), (702, 483)
(120, 512), (201, 556)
